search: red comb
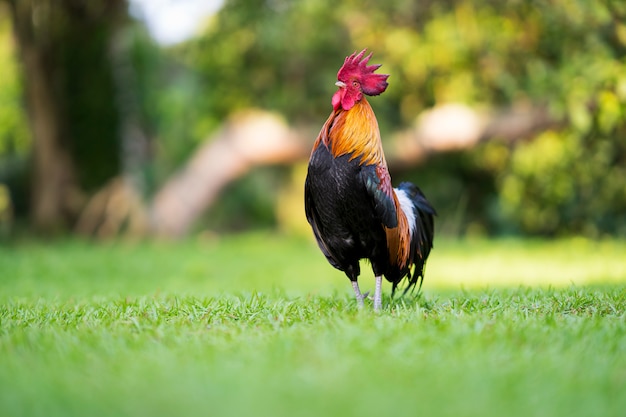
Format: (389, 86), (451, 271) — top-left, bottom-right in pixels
(337, 49), (389, 96)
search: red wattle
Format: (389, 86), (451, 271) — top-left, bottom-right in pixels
(332, 88), (360, 111)
(332, 90), (342, 110)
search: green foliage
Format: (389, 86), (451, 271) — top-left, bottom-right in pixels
(489, 1), (626, 236)
(0, 235), (625, 417)
(500, 125), (626, 236)
(0, 10), (29, 156)
(169, 0), (349, 139)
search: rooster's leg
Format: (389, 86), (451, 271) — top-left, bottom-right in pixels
(373, 275), (383, 311)
(351, 281), (365, 308)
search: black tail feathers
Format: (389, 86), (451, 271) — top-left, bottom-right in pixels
(392, 182), (436, 297)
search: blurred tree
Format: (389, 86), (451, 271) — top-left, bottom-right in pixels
(481, 0), (626, 236)
(2, 0), (625, 237)
(171, 0), (626, 237)
(3, 0), (128, 233)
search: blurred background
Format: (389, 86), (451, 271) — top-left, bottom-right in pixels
(0, 0), (625, 241)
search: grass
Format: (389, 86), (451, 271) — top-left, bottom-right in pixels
(1, 233), (625, 417)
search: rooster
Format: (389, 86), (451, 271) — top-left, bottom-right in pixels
(304, 49), (436, 311)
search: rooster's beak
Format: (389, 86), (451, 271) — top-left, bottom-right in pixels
(335, 81), (346, 88)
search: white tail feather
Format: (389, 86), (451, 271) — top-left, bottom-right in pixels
(394, 188), (416, 237)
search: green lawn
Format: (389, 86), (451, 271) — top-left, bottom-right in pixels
(1, 233), (625, 417)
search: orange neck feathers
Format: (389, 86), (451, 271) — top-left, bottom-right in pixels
(316, 97), (386, 167)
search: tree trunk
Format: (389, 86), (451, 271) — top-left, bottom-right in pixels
(7, 1), (74, 231)
(6, 0), (128, 233)
(27, 52), (78, 232)
(150, 111), (306, 237)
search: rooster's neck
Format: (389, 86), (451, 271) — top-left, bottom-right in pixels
(323, 97), (386, 167)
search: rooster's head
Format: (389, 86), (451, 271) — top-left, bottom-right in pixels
(332, 49), (389, 111)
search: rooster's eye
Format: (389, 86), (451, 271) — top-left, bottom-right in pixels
(352, 81), (359, 88)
